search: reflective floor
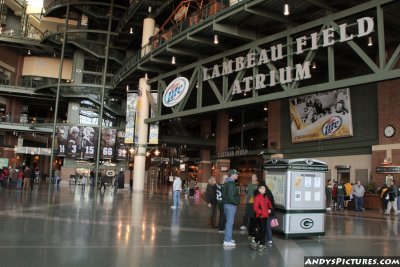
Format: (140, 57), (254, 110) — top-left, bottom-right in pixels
(0, 183), (399, 267)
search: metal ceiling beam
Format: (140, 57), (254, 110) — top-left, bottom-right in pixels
(305, 0), (336, 12)
(244, 7), (296, 25)
(213, 22), (256, 41)
(167, 47), (200, 58)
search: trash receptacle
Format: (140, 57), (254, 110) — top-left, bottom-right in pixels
(264, 158), (328, 238)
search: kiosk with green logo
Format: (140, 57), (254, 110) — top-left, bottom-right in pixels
(263, 158), (328, 238)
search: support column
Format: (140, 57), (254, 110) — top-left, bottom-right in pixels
(133, 78), (150, 191)
(197, 119), (211, 192)
(141, 17), (155, 56)
(215, 111), (230, 179)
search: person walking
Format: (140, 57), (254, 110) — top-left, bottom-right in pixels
(205, 176), (218, 228)
(265, 184), (276, 245)
(240, 174), (258, 239)
(251, 183), (272, 251)
(352, 180), (366, 211)
(384, 180), (398, 215)
(221, 169), (240, 247)
(171, 175), (182, 209)
(23, 166), (30, 190)
(337, 182), (345, 210)
(216, 175), (227, 233)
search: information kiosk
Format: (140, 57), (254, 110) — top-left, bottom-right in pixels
(264, 158), (328, 238)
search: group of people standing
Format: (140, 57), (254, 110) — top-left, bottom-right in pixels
(205, 170), (276, 251)
(0, 166), (38, 191)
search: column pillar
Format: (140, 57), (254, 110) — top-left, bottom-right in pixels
(141, 17), (155, 56)
(197, 119), (211, 192)
(215, 111), (230, 179)
(133, 78), (150, 191)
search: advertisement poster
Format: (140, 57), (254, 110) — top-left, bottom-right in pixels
(148, 92), (159, 145)
(101, 128), (116, 159)
(289, 88), (353, 143)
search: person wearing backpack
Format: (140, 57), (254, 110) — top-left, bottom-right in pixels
(384, 180), (398, 215)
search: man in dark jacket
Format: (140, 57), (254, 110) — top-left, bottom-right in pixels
(221, 169), (240, 247)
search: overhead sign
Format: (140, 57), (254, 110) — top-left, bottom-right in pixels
(376, 166), (400, 173)
(163, 77), (189, 107)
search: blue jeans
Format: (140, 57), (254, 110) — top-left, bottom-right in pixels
(223, 204), (237, 242)
(354, 196), (364, 210)
(337, 195), (344, 209)
(173, 190), (181, 207)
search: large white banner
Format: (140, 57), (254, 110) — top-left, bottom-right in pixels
(148, 92), (159, 145)
(125, 93), (138, 144)
(289, 88), (353, 143)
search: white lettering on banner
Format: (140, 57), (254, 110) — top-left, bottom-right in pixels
(217, 149), (248, 158)
(201, 16), (374, 96)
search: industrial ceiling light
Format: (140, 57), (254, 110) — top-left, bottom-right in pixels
(144, 73), (148, 79)
(283, 3), (290, 16)
(264, 104), (268, 111)
(53, 53), (56, 58)
(126, 85), (130, 92)
(148, 6), (152, 13)
(171, 56), (176, 65)
(368, 36), (373, 46)
(28, 49), (31, 55)
(154, 149), (160, 156)
(129, 27), (133, 34)
(312, 61), (317, 69)
(213, 34), (219, 44)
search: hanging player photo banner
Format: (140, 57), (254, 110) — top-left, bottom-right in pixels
(125, 93), (138, 144)
(82, 126), (98, 158)
(134, 95), (141, 144)
(148, 92), (159, 145)
(101, 128), (116, 159)
(66, 126), (83, 157)
(289, 88), (353, 143)
(116, 131), (127, 161)
(55, 126), (69, 157)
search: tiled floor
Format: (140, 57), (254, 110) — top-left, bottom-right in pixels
(0, 183), (399, 267)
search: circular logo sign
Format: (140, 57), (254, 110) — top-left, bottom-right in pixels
(163, 77), (189, 107)
(300, 218), (314, 229)
(322, 116), (342, 136)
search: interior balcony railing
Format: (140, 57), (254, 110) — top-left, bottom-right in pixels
(0, 26), (43, 41)
(112, 0), (226, 86)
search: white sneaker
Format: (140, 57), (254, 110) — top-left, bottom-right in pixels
(231, 239), (235, 243)
(171, 206), (176, 209)
(223, 241), (236, 247)
(240, 225), (246, 231)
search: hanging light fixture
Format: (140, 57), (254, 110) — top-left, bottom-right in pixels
(283, 3), (290, 16)
(129, 27), (133, 34)
(53, 53), (56, 58)
(368, 36), (373, 46)
(27, 49), (31, 55)
(148, 6), (152, 13)
(144, 73), (148, 80)
(312, 61), (317, 69)
(264, 104), (268, 111)
(171, 56), (176, 65)
(154, 149), (160, 156)
(50, 106), (53, 111)
(126, 85), (130, 92)
(229, 117), (233, 122)
(213, 34), (219, 44)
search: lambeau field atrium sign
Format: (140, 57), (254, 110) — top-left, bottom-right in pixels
(202, 17), (374, 95)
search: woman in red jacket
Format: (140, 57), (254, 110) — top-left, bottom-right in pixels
(251, 183), (272, 251)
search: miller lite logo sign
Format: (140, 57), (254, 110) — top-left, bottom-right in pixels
(322, 116), (342, 136)
(163, 77), (189, 107)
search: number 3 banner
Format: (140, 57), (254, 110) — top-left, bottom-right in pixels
(101, 128), (116, 159)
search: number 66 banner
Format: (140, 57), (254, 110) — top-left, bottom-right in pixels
(101, 128), (116, 159)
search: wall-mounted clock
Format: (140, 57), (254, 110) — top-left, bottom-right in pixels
(384, 125), (395, 138)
